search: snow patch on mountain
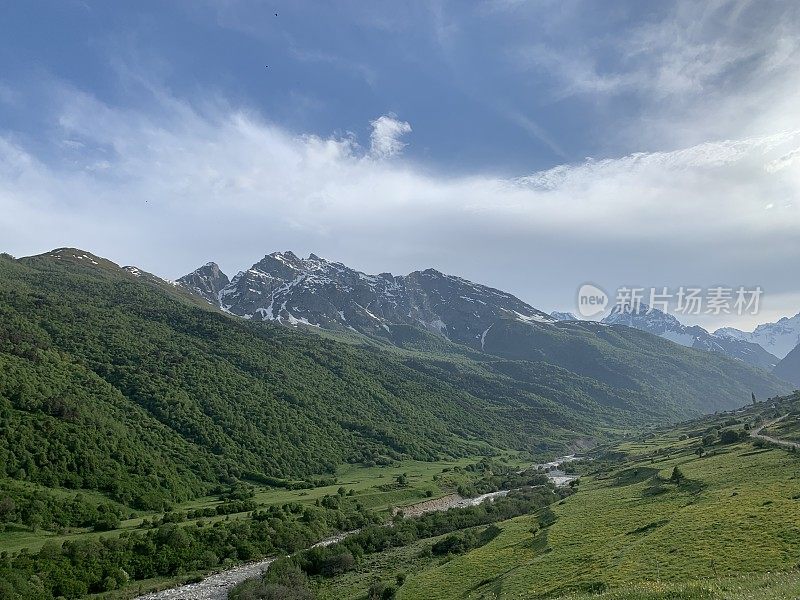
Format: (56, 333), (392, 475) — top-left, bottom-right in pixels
(178, 251), (555, 349)
(550, 311), (579, 321)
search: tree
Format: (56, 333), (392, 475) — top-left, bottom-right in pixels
(0, 496), (15, 520)
(720, 429), (740, 444)
(396, 473), (409, 487)
(670, 466), (685, 483)
(368, 580), (396, 600)
(320, 551), (355, 576)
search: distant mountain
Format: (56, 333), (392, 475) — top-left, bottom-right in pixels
(176, 262), (230, 306)
(177, 251), (790, 416)
(774, 344), (800, 387)
(601, 302), (780, 371)
(179, 251), (556, 351)
(716, 313), (800, 359)
(550, 311), (579, 321)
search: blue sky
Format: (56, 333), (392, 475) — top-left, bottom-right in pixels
(2, 0), (800, 328)
(0, 1), (655, 172)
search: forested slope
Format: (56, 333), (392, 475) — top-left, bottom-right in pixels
(0, 249), (790, 513)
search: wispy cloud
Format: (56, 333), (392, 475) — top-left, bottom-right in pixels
(288, 47), (378, 88)
(507, 0), (800, 150)
(368, 114), (412, 159)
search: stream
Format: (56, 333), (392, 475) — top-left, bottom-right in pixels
(134, 455), (578, 600)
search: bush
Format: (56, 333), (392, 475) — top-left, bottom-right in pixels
(670, 466), (685, 483)
(320, 551), (355, 576)
(702, 433), (717, 446)
(720, 429), (740, 444)
(368, 580), (396, 600)
(231, 560), (315, 600)
(93, 512), (121, 531)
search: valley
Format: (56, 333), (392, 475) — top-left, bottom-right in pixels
(0, 248), (797, 599)
(306, 392), (800, 599)
(4, 5), (800, 599)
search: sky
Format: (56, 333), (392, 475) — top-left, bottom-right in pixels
(1, 0), (800, 330)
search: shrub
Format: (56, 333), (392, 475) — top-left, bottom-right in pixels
(368, 580), (396, 600)
(670, 466), (685, 483)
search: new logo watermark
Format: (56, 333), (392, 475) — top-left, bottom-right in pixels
(576, 285), (763, 318)
(577, 284), (609, 318)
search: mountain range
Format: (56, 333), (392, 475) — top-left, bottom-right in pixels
(599, 302), (781, 371)
(0, 247), (793, 515)
(177, 251), (556, 346)
(177, 253), (794, 377)
(716, 313), (800, 359)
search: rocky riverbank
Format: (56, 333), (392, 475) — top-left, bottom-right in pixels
(135, 456), (579, 600)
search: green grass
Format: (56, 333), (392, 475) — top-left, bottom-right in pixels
(313, 530), (459, 600)
(0, 454), (522, 555)
(550, 572), (800, 600)
(762, 413), (800, 443)
(389, 411), (800, 598)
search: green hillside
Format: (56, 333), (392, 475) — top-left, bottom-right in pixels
(0, 249), (790, 515)
(480, 317), (789, 416)
(311, 392), (800, 600)
(0, 250), (556, 511)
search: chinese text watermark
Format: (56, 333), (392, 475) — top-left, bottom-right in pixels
(576, 285), (763, 318)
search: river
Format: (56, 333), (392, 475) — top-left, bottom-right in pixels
(134, 455), (578, 600)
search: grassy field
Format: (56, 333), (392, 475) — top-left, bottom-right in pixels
(311, 528), (476, 600)
(0, 453), (524, 556)
(308, 399), (800, 599)
(762, 412), (800, 443)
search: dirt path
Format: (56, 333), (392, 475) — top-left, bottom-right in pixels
(750, 414), (800, 450)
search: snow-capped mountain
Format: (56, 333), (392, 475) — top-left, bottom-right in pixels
(550, 311), (579, 321)
(175, 262), (230, 306)
(715, 313), (800, 359)
(178, 251), (555, 351)
(602, 303), (780, 371)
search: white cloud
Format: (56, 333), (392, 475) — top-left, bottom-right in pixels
(766, 146), (800, 173)
(508, 0), (800, 150)
(1, 83), (799, 327)
(369, 114), (412, 159)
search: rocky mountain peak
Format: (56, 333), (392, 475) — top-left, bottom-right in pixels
(551, 311), (579, 321)
(715, 312), (800, 359)
(176, 261), (230, 306)
(178, 250), (555, 351)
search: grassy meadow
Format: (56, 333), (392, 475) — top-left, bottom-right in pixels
(310, 398), (800, 599)
(0, 452), (523, 557)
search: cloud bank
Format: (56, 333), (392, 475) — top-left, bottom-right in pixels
(1, 79), (799, 328)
